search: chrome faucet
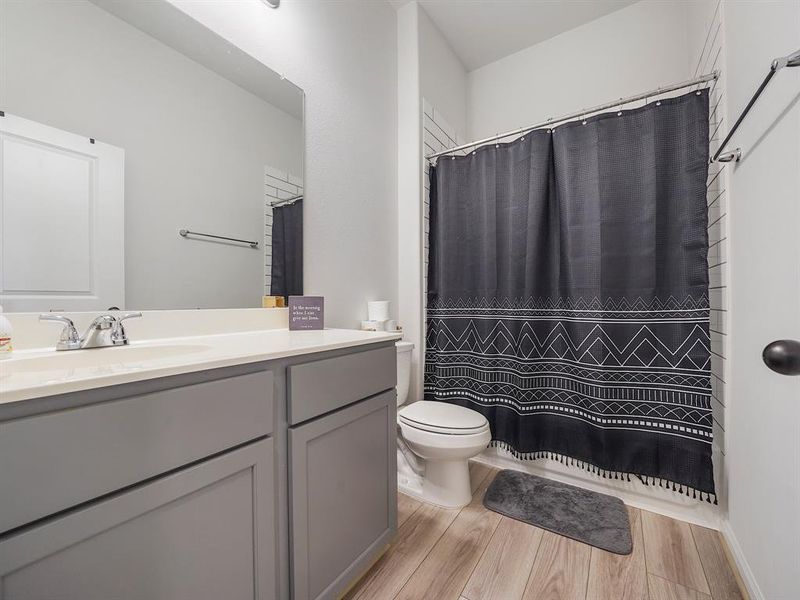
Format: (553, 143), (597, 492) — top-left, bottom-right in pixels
(39, 312), (142, 350)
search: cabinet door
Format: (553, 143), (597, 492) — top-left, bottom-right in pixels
(0, 438), (276, 600)
(290, 391), (397, 600)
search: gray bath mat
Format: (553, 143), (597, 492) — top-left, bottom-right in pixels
(483, 469), (632, 555)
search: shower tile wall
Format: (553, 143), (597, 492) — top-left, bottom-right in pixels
(695, 0), (729, 466)
(422, 98), (466, 310)
(264, 166), (303, 296)
(421, 101), (466, 402)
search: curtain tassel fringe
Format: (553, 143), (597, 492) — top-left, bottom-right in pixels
(488, 440), (715, 503)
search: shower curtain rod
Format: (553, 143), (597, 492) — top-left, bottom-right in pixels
(426, 70), (719, 162)
(270, 194), (302, 208)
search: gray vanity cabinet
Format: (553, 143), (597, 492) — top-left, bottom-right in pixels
(289, 391), (397, 600)
(0, 340), (398, 600)
(0, 438), (276, 600)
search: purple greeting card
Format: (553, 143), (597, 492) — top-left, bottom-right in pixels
(288, 296), (324, 330)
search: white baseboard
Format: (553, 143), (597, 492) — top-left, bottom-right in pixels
(474, 447), (722, 530)
(719, 520), (763, 600)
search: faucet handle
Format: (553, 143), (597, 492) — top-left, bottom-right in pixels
(112, 312), (142, 344)
(39, 314), (81, 351)
(117, 312), (143, 322)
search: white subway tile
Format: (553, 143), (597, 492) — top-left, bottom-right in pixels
(264, 165), (288, 181)
(265, 175), (298, 195)
(708, 263), (727, 287)
(712, 373), (726, 405)
(711, 353), (725, 380)
(713, 418), (725, 455)
(709, 287), (726, 309)
(287, 173), (303, 187)
(711, 396), (725, 426)
(711, 332), (725, 358)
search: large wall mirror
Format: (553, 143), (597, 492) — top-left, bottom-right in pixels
(0, 0), (304, 312)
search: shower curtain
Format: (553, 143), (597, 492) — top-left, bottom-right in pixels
(425, 90), (715, 499)
(270, 199), (303, 297)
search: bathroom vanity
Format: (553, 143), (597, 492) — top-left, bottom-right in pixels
(0, 329), (400, 600)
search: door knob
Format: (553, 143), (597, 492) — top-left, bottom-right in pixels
(762, 340), (800, 376)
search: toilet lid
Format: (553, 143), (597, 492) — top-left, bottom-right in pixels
(399, 401), (488, 435)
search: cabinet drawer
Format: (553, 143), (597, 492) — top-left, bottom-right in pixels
(288, 345), (396, 425)
(0, 369), (273, 534)
(0, 438), (276, 600)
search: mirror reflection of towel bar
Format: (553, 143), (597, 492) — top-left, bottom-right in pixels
(179, 229), (259, 249)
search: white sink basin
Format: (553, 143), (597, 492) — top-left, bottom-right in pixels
(1, 344), (211, 376)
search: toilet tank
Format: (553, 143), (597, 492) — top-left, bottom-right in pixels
(395, 341), (414, 406)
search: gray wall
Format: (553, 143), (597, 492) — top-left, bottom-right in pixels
(1, 0), (303, 310)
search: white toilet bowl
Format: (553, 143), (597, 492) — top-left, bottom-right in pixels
(395, 342), (491, 508)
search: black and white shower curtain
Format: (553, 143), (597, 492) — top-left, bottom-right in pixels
(425, 89), (715, 499)
(271, 199), (303, 297)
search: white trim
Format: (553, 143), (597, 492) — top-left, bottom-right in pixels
(472, 447), (721, 530)
(719, 519), (764, 600)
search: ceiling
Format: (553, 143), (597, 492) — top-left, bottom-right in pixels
(391, 0), (638, 71)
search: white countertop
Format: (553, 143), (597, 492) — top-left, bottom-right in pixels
(0, 328), (402, 405)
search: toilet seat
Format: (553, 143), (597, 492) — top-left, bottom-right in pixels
(398, 401), (489, 436)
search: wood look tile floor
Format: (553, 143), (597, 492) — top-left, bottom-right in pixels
(345, 467), (747, 600)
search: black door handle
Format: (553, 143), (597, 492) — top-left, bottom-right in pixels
(762, 340), (800, 376)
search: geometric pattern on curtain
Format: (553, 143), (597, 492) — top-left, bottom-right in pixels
(425, 90), (715, 500)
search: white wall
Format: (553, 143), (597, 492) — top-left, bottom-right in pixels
(396, 2), (467, 403)
(169, 0), (398, 328)
(396, 2), (424, 402)
(467, 0), (691, 139)
(722, 2), (800, 599)
(418, 7), (468, 137)
(2, 0), (302, 310)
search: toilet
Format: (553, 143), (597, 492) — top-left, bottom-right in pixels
(395, 341), (491, 508)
